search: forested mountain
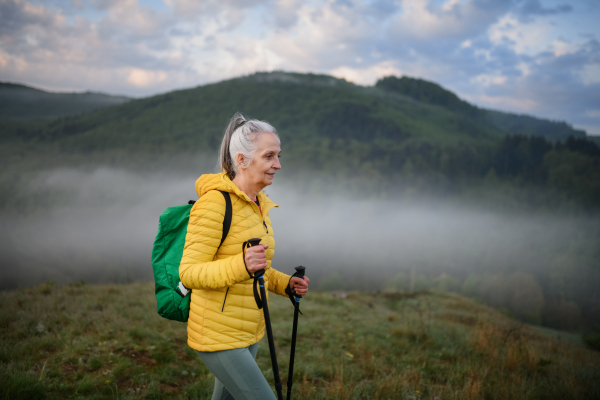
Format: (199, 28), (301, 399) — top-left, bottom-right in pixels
(0, 82), (131, 121)
(2, 72), (587, 146)
(2, 71), (597, 209)
(376, 76), (588, 141)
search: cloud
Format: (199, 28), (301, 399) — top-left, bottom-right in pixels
(578, 63), (600, 85)
(0, 0), (202, 94)
(514, 0), (572, 20)
(272, 0), (303, 29)
(389, 0), (512, 42)
(0, 0), (598, 133)
(466, 37), (600, 132)
(330, 61), (405, 85)
(127, 68), (167, 86)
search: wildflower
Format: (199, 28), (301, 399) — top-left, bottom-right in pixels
(105, 380), (111, 384)
(346, 352), (354, 358)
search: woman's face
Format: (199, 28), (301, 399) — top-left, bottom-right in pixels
(242, 132), (281, 189)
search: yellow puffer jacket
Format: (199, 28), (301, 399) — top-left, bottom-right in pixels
(179, 172), (291, 352)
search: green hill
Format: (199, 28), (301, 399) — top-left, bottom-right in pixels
(1, 282), (598, 400)
(376, 76), (485, 119)
(5, 72), (585, 150)
(12, 72), (502, 150)
(1, 71), (599, 209)
(0, 82), (131, 121)
(376, 76), (587, 140)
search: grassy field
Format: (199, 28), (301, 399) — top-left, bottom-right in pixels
(0, 281), (598, 400)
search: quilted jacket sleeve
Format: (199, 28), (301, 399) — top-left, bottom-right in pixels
(179, 191), (251, 290)
(266, 267), (291, 297)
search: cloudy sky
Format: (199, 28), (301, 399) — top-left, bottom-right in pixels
(1, 0), (599, 134)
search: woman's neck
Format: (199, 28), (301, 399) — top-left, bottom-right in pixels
(232, 174), (261, 200)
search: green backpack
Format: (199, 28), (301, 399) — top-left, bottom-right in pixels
(151, 191), (232, 322)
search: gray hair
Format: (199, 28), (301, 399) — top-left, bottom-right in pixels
(218, 112), (278, 179)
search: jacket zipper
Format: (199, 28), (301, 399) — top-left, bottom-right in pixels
(253, 198), (269, 233)
(221, 287), (229, 312)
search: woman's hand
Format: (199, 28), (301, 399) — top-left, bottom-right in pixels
(244, 244), (269, 274)
(290, 276), (310, 296)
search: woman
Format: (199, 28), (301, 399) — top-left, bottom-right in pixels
(179, 113), (310, 400)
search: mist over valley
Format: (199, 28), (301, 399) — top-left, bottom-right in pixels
(1, 72), (599, 334)
(1, 163), (598, 332)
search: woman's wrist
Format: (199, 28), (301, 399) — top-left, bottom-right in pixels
(242, 253), (254, 278)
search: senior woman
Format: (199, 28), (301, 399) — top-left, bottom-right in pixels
(179, 113), (310, 400)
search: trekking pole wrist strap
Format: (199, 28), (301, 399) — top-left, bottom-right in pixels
(253, 271), (265, 309)
(241, 241), (255, 279)
(243, 240), (265, 310)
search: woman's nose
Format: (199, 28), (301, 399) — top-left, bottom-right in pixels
(274, 157), (281, 169)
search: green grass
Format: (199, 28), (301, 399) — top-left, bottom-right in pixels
(1, 282), (598, 399)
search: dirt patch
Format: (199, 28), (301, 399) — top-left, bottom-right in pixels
(117, 348), (158, 369)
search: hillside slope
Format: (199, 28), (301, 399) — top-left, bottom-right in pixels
(0, 282), (598, 400)
(0, 82), (131, 121)
(1, 72), (598, 210)
(11, 72), (585, 150)
(15, 72), (500, 151)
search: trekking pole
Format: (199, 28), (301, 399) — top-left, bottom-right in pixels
(247, 238), (284, 400)
(286, 266), (305, 400)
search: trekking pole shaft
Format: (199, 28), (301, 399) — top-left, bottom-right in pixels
(259, 275), (284, 400)
(286, 266), (305, 400)
(286, 305), (299, 400)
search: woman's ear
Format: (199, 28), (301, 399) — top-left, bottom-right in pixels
(236, 153), (246, 170)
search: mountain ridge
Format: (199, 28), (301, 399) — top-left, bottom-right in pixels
(0, 81), (131, 121)
(1, 71), (598, 209)
(0, 72), (587, 141)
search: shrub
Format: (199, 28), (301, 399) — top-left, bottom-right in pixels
(382, 272), (407, 292)
(508, 272), (545, 324)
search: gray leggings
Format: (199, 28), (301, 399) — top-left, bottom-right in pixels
(196, 341), (277, 400)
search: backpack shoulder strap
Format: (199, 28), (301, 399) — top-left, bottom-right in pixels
(218, 190), (232, 248)
(187, 191), (232, 248)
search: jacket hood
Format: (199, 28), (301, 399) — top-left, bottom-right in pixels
(195, 172), (235, 198)
(195, 172), (278, 214)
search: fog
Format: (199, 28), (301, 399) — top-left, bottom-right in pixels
(1, 166), (598, 300)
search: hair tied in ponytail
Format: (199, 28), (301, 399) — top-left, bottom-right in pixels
(217, 113), (278, 180)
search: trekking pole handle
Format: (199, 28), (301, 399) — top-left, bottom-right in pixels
(246, 238), (265, 279)
(292, 266), (306, 299)
(294, 266), (305, 279)
(248, 238), (262, 247)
